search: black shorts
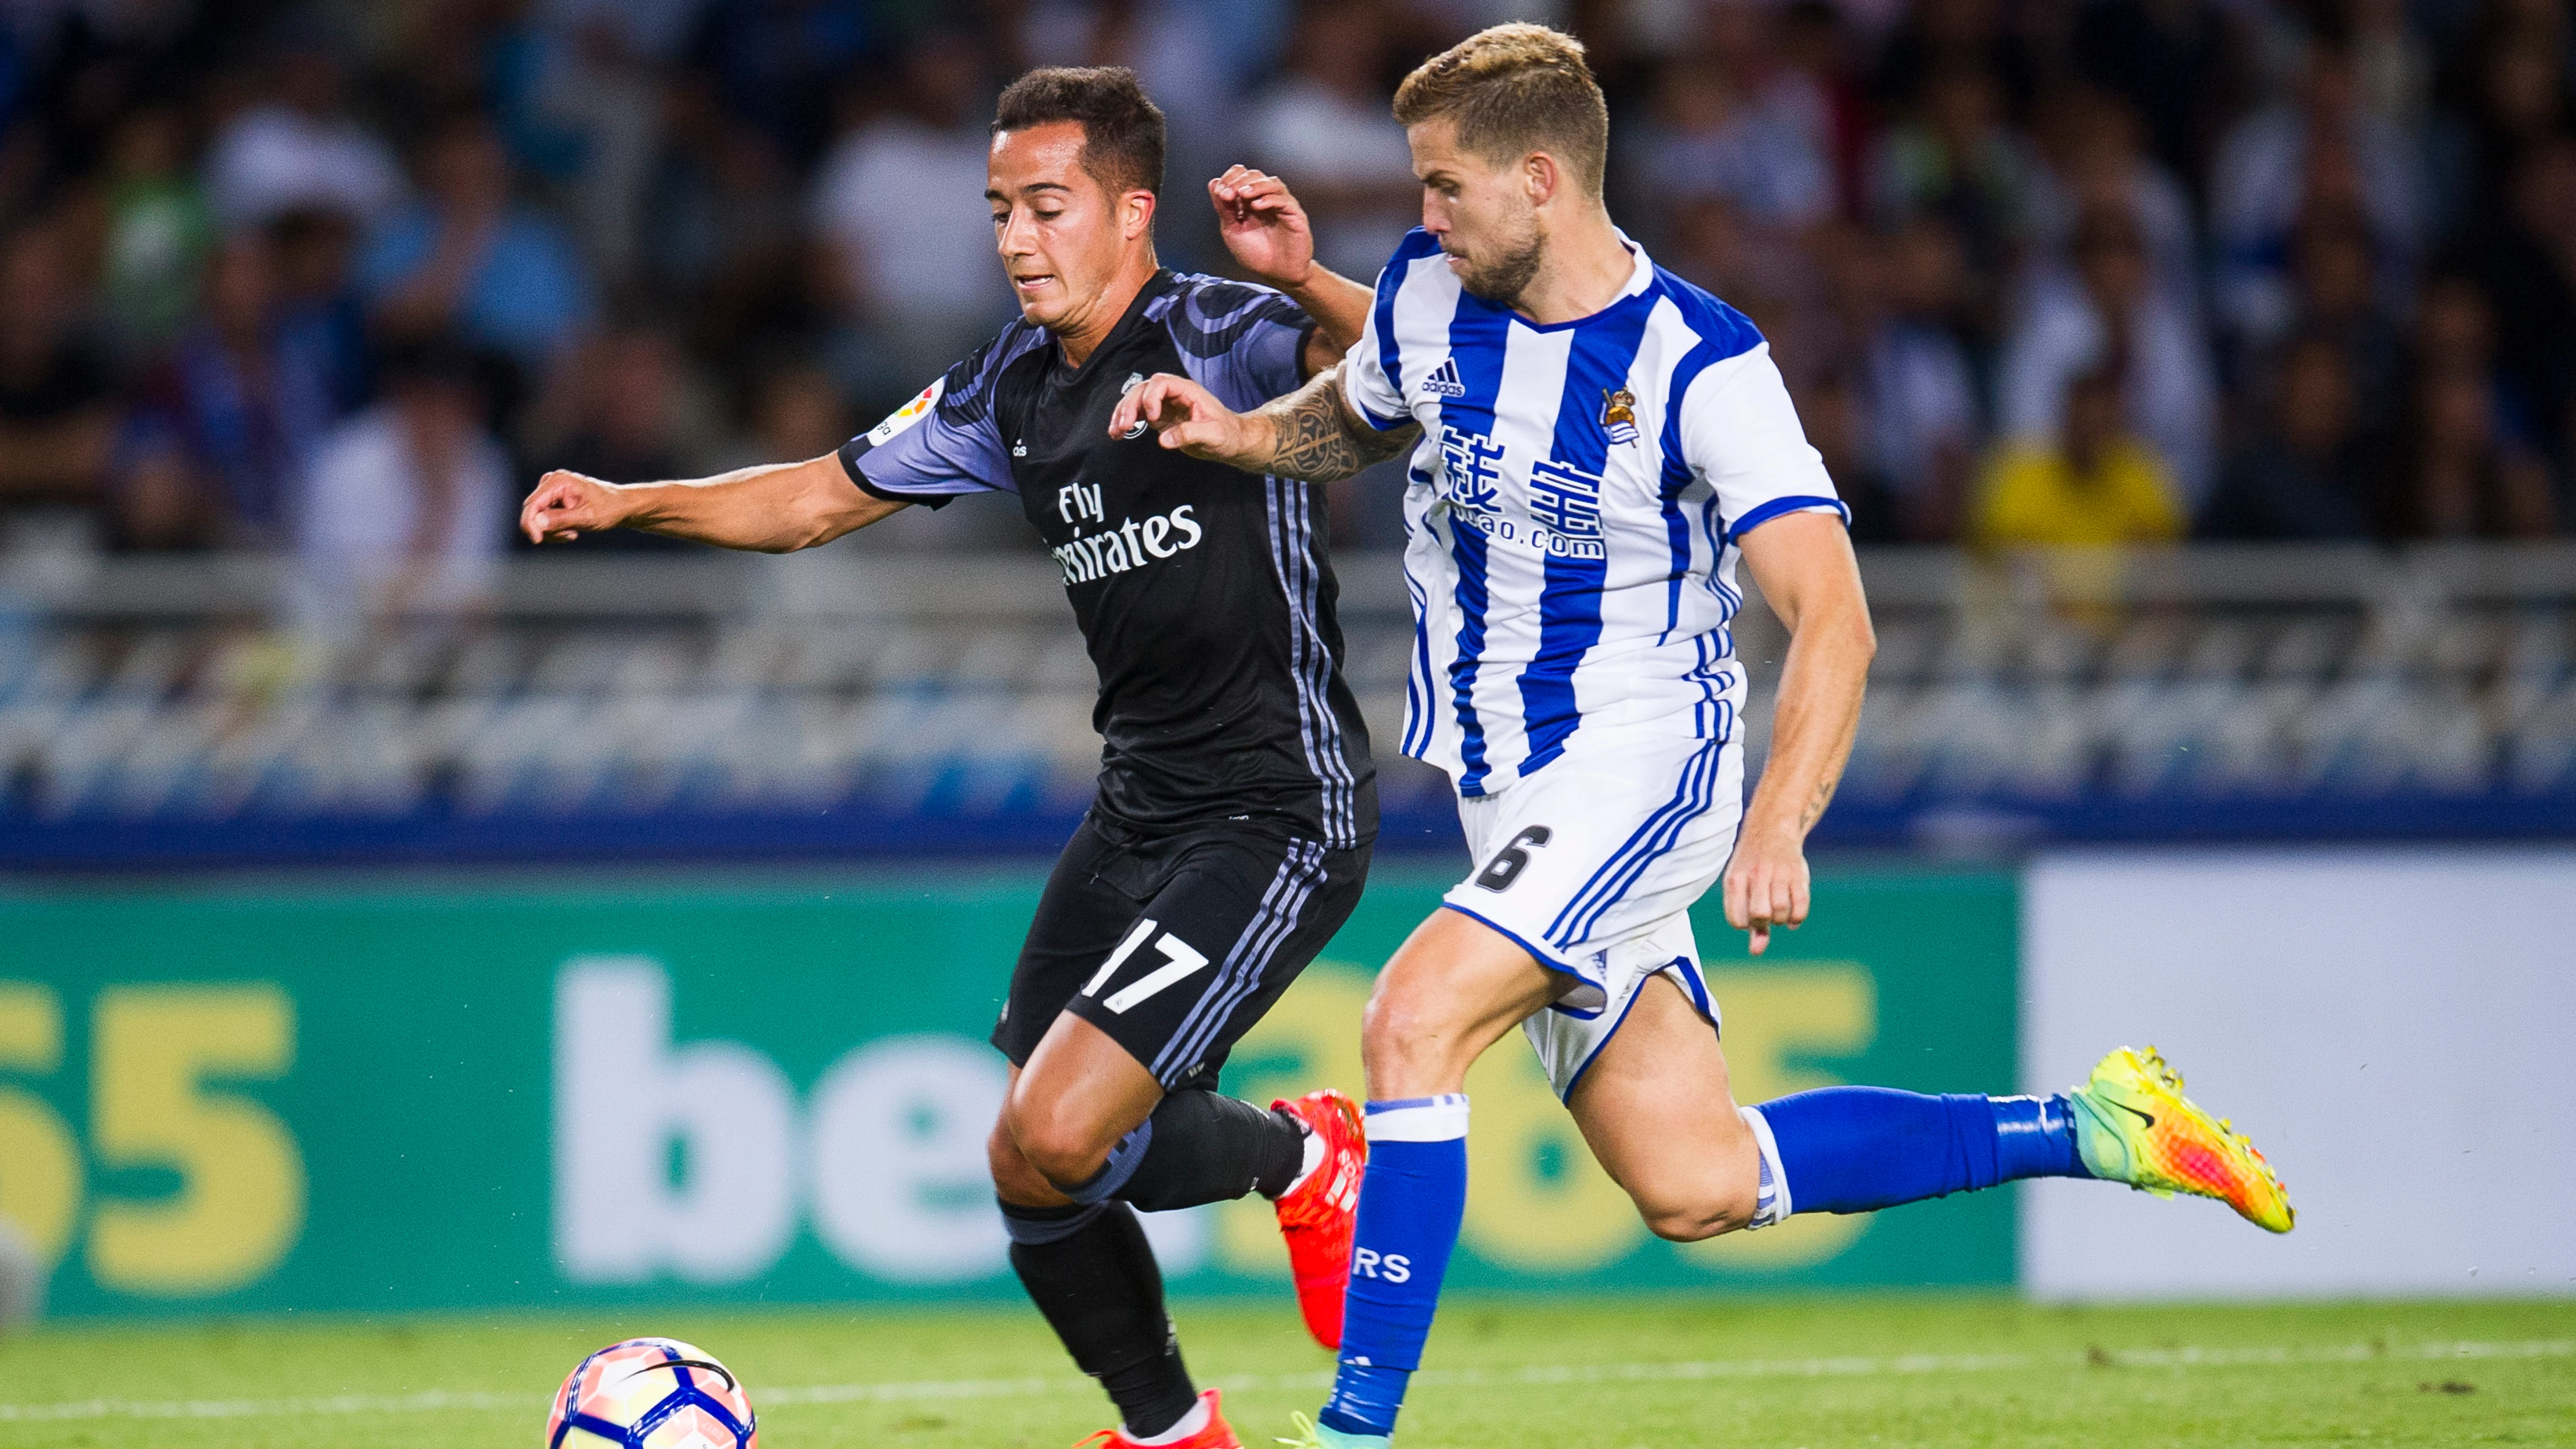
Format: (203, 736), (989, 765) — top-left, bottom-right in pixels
(994, 815), (1371, 1091)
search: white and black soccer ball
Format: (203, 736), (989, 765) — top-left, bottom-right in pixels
(547, 1337), (757, 1449)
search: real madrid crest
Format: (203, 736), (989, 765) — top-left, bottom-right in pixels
(1601, 387), (1639, 445)
(1120, 372), (1149, 438)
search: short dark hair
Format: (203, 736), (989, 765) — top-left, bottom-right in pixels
(992, 65), (1166, 198)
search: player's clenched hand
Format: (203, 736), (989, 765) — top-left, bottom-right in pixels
(1109, 373), (1264, 465)
(1210, 165), (1315, 289)
(1722, 825), (1811, 956)
(521, 469), (631, 544)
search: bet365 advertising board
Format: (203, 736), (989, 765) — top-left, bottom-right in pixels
(0, 866), (2014, 1318)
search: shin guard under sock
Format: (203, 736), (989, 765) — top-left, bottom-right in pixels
(1002, 1199), (1197, 1437)
(1067, 1089), (1308, 1211)
(1749, 1088), (2093, 1216)
(1318, 1095), (1470, 1440)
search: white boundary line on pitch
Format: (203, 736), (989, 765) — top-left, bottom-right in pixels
(3, 1339), (2566, 1423)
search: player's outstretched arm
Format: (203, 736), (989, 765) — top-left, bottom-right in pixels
(1208, 165), (1373, 373)
(1108, 364), (1417, 483)
(1724, 512), (1876, 953)
(519, 454), (903, 553)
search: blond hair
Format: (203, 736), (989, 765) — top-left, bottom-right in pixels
(1393, 23), (1608, 198)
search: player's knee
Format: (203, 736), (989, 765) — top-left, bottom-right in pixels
(1358, 991), (1408, 1063)
(1000, 1095), (1114, 1189)
(1015, 1130), (1109, 1190)
(1360, 986), (1455, 1091)
(1642, 1201), (1751, 1242)
(986, 1116), (1057, 1203)
(1631, 1171), (1760, 1242)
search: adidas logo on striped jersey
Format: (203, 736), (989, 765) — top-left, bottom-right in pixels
(1419, 357), (1466, 398)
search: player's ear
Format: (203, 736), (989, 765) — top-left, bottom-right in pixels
(1524, 151), (1560, 210)
(1122, 187), (1157, 242)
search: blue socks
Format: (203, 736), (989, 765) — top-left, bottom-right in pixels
(1310, 1088), (2083, 1443)
(1317, 1095), (1469, 1442)
(1749, 1088), (2092, 1216)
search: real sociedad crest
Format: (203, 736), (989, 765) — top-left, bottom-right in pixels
(1601, 387), (1639, 445)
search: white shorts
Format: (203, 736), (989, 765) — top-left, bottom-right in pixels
(1442, 732), (1743, 1099)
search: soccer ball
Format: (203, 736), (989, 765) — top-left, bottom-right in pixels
(546, 1337), (758, 1449)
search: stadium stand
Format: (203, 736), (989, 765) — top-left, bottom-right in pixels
(4, 0), (2575, 865)
(4, 541), (2569, 866)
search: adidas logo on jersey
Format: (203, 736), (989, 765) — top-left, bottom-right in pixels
(1419, 358), (1466, 398)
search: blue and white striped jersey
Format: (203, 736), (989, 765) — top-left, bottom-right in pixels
(1346, 228), (1848, 797)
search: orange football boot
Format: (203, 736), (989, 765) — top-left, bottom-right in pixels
(1272, 1089), (1367, 1349)
(1072, 1388), (1243, 1449)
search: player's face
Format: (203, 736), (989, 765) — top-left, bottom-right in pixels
(989, 121), (1155, 334)
(1406, 117), (1545, 304)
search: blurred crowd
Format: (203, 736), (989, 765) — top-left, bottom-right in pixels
(2, 0), (2574, 615)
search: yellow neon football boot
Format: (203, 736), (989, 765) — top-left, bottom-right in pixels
(1276, 1411), (1386, 1449)
(2068, 1046), (2293, 1233)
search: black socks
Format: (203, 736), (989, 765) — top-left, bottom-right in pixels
(1001, 1199), (1198, 1437)
(1113, 1089), (1307, 1212)
(1001, 1093), (1306, 1437)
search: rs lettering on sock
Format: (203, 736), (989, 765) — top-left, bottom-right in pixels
(1319, 1095), (1470, 1441)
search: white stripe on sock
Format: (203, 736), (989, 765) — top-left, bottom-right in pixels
(1126, 1394), (1210, 1445)
(1739, 1104), (1791, 1226)
(1364, 1094), (1470, 1143)
(1282, 1120), (1329, 1198)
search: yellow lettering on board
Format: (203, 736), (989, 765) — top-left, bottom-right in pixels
(1684, 964), (1876, 1268)
(1214, 963), (1370, 1274)
(0, 983), (81, 1267)
(1216, 962), (1642, 1276)
(1215, 961), (1882, 1277)
(89, 985), (306, 1295)
(1460, 1032), (1639, 1271)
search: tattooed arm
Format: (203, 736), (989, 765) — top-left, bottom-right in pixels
(1107, 364), (1419, 483)
(1256, 365), (1420, 479)
(1721, 510), (1876, 955)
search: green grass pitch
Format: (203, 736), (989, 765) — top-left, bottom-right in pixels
(3, 1296), (2568, 1447)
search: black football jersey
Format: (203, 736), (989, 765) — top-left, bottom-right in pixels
(838, 269), (1377, 848)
